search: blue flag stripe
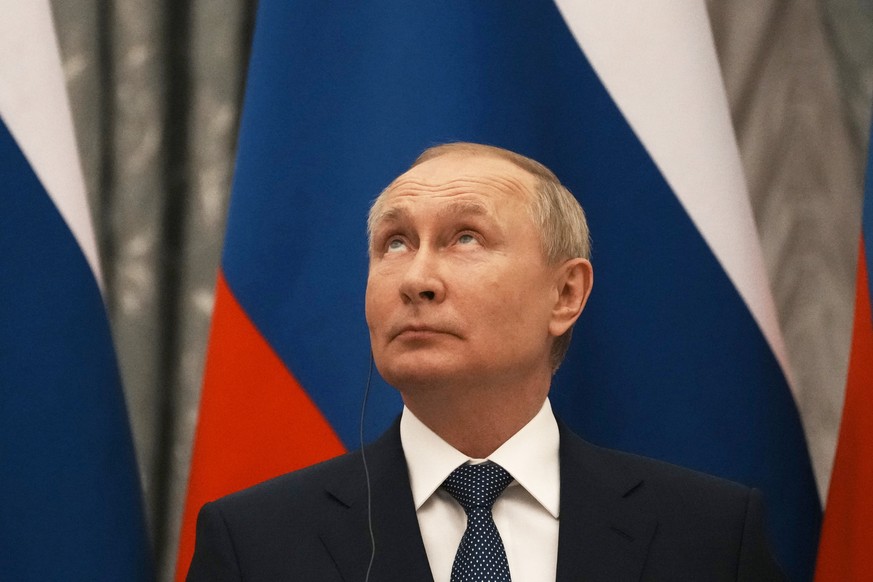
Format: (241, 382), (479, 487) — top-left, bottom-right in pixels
(0, 120), (151, 580)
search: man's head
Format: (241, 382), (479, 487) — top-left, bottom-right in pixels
(365, 143), (592, 401)
(401, 143), (591, 264)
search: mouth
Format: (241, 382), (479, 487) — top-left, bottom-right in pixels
(390, 324), (457, 341)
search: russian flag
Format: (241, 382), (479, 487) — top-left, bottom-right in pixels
(814, 122), (873, 580)
(178, 2), (821, 580)
(0, 2), (152, 580)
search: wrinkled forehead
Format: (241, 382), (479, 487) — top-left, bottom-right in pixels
(369, 153), (537, 228)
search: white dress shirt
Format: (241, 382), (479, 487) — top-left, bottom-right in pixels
(400, 399), (560, 582)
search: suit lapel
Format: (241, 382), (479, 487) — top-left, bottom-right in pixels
(315, 418), (656, 581)
(556, 423), (656, 582)
(319, 420), (435, 582)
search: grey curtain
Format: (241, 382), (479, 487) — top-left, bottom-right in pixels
(50, 1), (873, 579)
(51, 1), (255, 579)
(708, 0), (873, 500)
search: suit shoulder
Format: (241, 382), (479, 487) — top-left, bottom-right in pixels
(209, 448), (364, 517)
(592, 441), (750, 498)
(559, 425), (754, 519)
(563, 436), (785, 579)
(188, 449), (373, 580)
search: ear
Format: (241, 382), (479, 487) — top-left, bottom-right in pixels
(549, 258), (593, 338)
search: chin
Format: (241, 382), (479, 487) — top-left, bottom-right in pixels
(380, 368), (449, 392)
(377, 359), (466, 392)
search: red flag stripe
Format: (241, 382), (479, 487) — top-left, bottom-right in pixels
(815, 238), (873, 580)
(175, 272), (347, 580)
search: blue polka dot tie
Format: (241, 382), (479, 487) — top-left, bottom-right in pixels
(442, 461), (513, 582)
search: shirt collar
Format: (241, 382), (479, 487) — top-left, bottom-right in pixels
(400, 399), (560, 518)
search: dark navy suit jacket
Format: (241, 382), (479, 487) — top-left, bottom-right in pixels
(187, 420), (785, 581)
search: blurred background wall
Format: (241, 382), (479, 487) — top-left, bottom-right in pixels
(48, 1), (873, 579)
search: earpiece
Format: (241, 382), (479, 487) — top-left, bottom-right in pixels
(360, 352), (376, 581)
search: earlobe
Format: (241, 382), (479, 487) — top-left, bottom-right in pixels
(549, 258), (593, 337)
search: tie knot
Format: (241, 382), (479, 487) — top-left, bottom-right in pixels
(442, 461), (513, 513)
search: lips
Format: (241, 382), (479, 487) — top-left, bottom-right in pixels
(390, 323), (458, 340)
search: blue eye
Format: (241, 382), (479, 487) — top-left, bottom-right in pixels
(457, 233), (477, 245)
(386, 238), (407, 252)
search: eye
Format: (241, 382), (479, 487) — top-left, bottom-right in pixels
(386, 237), (408, 253)
(456, 232), (479, 246)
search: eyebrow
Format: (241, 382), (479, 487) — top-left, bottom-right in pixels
(372, 199), (490, 230)
(436, 199), (489, 220)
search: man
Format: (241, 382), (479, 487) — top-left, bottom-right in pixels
(187, 143), (785, 581)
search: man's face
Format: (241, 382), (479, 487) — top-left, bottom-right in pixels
(365, 153), (563, 394)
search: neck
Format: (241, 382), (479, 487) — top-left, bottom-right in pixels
(402, 381), (550, 458)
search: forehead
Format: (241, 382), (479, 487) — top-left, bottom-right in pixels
(380, 153), (536, 207)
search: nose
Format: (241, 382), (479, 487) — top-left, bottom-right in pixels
(399, 248), (445, 304)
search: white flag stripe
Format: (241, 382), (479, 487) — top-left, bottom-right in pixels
(0, 0), (103, 289)
(555, 0), (794, 391)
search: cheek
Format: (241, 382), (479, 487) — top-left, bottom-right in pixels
(464, 281), (528, 334)
(364, 278), (384, 325)
(487, 275), (553, 328)
(365, 272), (399, 328)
